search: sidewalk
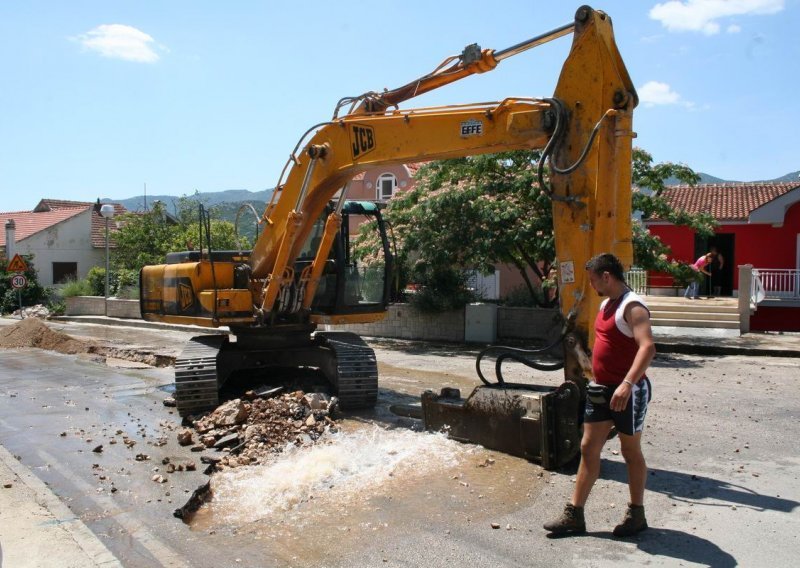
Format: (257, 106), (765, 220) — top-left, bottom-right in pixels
(49, 315), (800, 358)
(0, 445), (122, 568)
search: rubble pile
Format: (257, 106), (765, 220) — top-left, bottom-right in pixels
(184, 391), (338, 471)
(12, 305), (51, 319)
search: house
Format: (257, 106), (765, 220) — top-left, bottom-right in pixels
(343, 164), (541, 300)
(1, 199), (126, 286)
(644, 181), (800, 331)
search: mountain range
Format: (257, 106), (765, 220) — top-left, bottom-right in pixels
(105, 169), (800, 219)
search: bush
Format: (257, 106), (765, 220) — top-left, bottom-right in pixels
(409, 264), (475, 313)
(85, 266), (108, 297)
(58, 278), (93, 298)
(114, 268), (139, 298)
(0, 255), (46, 314)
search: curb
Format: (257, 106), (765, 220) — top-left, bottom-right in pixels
(655, 341), (800, 358)
(0, 445), (123, 568)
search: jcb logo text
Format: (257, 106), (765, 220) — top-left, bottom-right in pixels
(351, 125), (375, 159)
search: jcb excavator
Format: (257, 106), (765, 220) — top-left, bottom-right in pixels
(140, 5), (637, 468)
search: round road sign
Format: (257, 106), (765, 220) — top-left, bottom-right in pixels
(11, 274), (27, 289)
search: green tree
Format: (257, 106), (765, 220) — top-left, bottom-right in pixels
(112, 199), (249, 272)
(355, 147), (715, 310)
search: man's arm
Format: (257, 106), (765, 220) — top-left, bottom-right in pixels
(610, 303), (656, 412)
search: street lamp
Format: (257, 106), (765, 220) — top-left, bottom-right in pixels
(99, 204), (115, 316)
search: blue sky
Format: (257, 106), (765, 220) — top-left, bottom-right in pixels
(1, 0), (798, 211)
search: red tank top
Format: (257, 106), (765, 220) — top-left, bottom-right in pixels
(592, 291), (648, 386)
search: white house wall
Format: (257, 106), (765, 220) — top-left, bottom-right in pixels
(15, 209), (104, 286)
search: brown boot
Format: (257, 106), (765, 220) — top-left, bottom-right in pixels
(543, 503), (586, 535)
(613, 504), (648, 537)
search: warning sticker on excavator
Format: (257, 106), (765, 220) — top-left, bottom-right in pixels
(460, 119), (483, 137)
(7, 254), (28, 273)
(560, 261), (575, 284)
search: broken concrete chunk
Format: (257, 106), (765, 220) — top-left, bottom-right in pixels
(177, 429), (194, 446)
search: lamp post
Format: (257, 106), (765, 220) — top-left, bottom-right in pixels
(99, 204), (115, 316)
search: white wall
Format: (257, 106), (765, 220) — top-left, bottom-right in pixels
(16, 210), (105, 286)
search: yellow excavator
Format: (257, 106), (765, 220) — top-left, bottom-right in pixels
(140, 5), (637, 468)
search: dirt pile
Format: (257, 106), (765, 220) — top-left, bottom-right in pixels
(183, 391), (338, 471)
(0, 318), (97, 355)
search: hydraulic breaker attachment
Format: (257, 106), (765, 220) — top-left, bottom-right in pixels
(420, 381), (581, 470)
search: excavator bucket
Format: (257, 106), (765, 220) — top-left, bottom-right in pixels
(419, 381), (581, 470)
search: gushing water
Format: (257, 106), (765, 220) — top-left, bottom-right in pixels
(205, 425), (467, 526)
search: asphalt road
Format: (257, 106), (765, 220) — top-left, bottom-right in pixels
(0, 321), (798, 567)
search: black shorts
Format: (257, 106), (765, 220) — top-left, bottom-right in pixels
(584, 378), (652, 436)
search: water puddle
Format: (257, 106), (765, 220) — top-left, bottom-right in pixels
(192, 424), (471, 529)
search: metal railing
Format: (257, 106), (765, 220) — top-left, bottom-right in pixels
(625, 267), (648, 295)
(752, 268), (800, 301)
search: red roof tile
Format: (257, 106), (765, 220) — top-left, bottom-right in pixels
(0, 208), (87, 247)
(1, 199), (127, 249)
(89, 203), (127, 248)
(657, 182), (800, 221)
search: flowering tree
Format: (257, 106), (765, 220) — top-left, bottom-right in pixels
(358, 147), (715, 310)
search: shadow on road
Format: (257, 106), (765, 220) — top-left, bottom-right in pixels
(601, 460), (798, 513)
(587, 528), (738, 567)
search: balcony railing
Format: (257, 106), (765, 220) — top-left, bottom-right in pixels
(752, 268), (800, 301)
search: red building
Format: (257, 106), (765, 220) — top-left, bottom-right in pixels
(645, 182), (800, 330)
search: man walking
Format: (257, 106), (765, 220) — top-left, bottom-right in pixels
(544, 253), (656, 537)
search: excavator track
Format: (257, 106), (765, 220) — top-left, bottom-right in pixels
(174, 335), (226, 417)
(317, 331), (378, 410)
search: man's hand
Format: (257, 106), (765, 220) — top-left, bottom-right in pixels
(610, 382), (632, 411)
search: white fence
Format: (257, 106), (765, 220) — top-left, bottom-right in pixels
(752, 268), (800, 301)
(625, 267), (648, 295)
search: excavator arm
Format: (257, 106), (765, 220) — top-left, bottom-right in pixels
(140, 6), (638, 455)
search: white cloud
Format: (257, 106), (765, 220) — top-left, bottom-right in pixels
(74, 24), (162, 63)
(638, 81), (693, 108)
(649, 0), (784, 35)
(727, 23), (742, 32)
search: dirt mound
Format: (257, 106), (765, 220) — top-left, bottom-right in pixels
(0, 318), (97, 355)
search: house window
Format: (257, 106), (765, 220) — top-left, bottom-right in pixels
(376, 173), (397, 201)
(53, 262), (78, 284)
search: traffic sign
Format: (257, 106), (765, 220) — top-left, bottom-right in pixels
(11, 274), (27, 289)
(7, 254), (28, 273)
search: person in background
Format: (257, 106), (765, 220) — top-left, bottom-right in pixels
(685, 252), (714, 300)
(709, 246), (725, 297)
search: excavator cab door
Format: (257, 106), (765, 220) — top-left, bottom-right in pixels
(305, 201), (393, 318)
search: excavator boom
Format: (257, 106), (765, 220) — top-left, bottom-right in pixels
(140, 6), (638, 467)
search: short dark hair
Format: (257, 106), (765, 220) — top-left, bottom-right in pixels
(585, 253), (626, 282)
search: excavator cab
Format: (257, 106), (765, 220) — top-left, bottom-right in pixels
(305, 201), (393, 318)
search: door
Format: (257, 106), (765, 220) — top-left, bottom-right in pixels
(708, 234), (735, 296)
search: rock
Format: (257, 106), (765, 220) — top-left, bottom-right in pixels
(490, 523), (500, 529)
(211, 399), (249, 427)
(92, 445), (104, 453)
(185, 461), (196, 471)
(163, 397), (177, 408)
(214, 433), (240, 449)
(3, 483), (12, 489)
(166, 464), (176, 474)
(177, 429), (194, 446)
(152, 475), (166, 483)
(305, 415), (317, 427)
(135, 454), (150, 462)
(302, 393), (329, 411)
